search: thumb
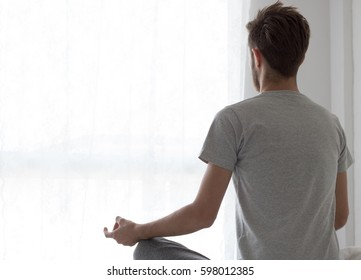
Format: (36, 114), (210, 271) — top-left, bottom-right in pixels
(103, 227), (113, 238)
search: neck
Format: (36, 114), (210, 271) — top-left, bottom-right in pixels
(259, 76), (299, 93)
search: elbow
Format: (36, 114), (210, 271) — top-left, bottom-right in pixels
(193, 204), (217, 229)
(202, 215), (216, 229)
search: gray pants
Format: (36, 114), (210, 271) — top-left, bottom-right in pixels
(133, 237), (209, 260)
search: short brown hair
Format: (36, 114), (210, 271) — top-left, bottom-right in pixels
(246, 1), (310, 77)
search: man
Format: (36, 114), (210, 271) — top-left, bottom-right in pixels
(104, 1), (353, 259)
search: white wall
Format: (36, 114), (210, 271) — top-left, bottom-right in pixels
(297, 0), (331, 108)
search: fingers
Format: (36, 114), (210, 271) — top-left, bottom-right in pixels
(113, 222), (119, 231)
(104, 217), (138, 246)
(103, 227), (114, 238)
(104, 216), (122, 238)
(104, 216), (125, 240)
(104, 226), (122, 245)
(112, 216), (122, 230)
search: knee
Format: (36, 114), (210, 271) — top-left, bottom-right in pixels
(133, 238), (159, 260)
(133, 240), (146, 260)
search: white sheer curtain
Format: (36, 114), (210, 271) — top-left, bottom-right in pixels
(330, 0), (360, 248)
(0, 0), (249, 260)
(352, 0), (361, 246)
(329, 0), (354, 247)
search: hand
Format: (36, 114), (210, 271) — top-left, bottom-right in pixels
(104, 216), (140, 246)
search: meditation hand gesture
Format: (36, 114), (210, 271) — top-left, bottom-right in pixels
(104, 216), (140, 246)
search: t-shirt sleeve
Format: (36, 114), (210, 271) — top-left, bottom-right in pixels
(199, 107), (241, 172)
(336, 119), (354, 172)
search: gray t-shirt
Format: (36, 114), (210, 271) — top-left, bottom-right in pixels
(199, 91), (353, 259)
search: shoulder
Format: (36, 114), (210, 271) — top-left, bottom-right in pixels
(213, 104), (239, 123)
(219, 96), (261, 116)
(212, 96), (268, 129)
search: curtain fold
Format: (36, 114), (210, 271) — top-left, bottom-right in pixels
(329, 0), (355, 248)
(352, 0), (361, 246)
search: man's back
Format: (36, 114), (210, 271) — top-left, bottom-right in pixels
(200, 91), (353, 259)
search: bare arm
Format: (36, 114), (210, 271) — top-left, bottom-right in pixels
(334, 171), (349, 230)
(104, 163), (232, 246)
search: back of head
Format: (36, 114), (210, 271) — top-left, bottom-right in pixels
(246, 1), (310, 78)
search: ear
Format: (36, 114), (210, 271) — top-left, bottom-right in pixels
(251, 48), (262, 68)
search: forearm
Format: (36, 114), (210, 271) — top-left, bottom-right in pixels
(135, 164), (231, 241)
(334, 172), (349, 231)
(335, 211), (348, 230)
(136, 202), (212, 240)
(104, 163), (231, 246)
